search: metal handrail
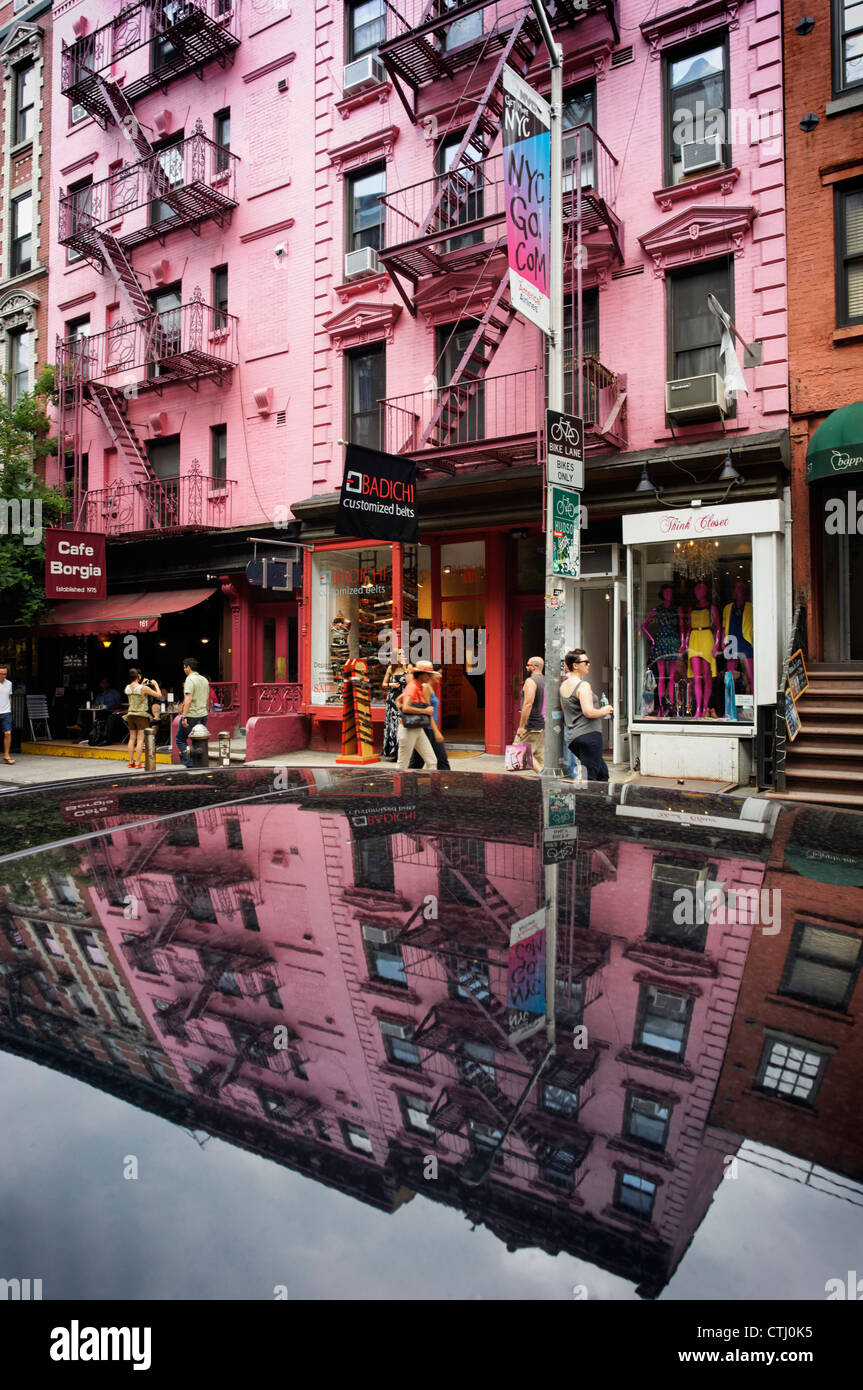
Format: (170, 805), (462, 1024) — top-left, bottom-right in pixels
(56, 296), (238, 389)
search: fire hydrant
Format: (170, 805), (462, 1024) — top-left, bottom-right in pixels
(187, 723), (210, 769)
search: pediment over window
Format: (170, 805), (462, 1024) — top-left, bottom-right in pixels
(638, 204), (756, 277)
(0, 288), (39, 332)
(414, 264), (505, 329)
(329, 125), (400, 178)
(323, 300), (401, 353)
(0, 21), (43, 74)
(641, 0), (746, 59)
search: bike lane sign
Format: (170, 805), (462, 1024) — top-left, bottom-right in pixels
(546, 409), (584, 490)
(550, 484), (580, 579)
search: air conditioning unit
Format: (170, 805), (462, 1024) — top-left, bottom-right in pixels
(665, 372), (727, 423)
(361, 923), (400, 946)
(652, 861), (710, 888)
(343, 53), (386, 95)
(379, 1018), (412, 1040)
(344, 246), (381, 280)
(681, 138), (723, 176)
(655, 989), (690, 1016)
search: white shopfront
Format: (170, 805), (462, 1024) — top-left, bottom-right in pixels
(622, 498), (787, 784)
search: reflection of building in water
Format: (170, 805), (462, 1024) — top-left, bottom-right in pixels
(711, 807), (863, 1184)
(0, 777), (787, 1296)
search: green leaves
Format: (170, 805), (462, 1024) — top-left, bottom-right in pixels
(0, 370), (68, 626)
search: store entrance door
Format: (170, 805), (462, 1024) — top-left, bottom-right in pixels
(574, 576), (628, 766)
(828, 527), (863, 661)
(509, 597), (544, 737)
(254, 605), (298, 712)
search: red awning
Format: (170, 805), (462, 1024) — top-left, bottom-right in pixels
(39, 587), (217, 638)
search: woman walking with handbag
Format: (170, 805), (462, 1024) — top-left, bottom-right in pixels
(560, 649), (614, 783)
(382, 648), (408, 761)
(396, 660), (438, 771)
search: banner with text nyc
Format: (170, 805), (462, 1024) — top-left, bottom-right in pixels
(336, 443), (418, 544)
(502, 66), (551, 336)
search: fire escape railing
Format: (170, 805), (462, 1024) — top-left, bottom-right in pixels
(59, 129), (239, 257)
(60, 0), (240, 115)
(79, 469), (235, 536)
(57, 295), (238, 392)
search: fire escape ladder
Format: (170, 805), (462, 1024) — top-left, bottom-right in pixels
(415, 271), (517, 452)
(420, 7), (536, 241)
(87, 385), (176, 523)
(91, 229), (152, 320)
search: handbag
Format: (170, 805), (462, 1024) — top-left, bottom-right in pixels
(401, 712), (431, 729)
(505, 741), (533, 771)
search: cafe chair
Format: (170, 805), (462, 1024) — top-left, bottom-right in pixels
(26, 695), (53, 741)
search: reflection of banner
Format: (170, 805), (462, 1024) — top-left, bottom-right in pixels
(336, 658), (379, 764)
(502, 66), (551, 335)
(347, 799), (418, 839)
(336, 444), (417, 543)
(506, 908), (547, 1044)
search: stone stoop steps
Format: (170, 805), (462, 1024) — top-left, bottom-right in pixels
(781, 663), (863, 808)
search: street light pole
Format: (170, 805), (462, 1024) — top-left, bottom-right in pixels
(531, 0), (563, 1053)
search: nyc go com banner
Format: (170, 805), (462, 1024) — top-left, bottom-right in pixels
(502, 66), (551, 336)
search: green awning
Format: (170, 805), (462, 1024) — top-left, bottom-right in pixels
(784, 844), (863, 887)
(806, 402), (863, 482)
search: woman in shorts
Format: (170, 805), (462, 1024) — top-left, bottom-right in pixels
(124, 669), (161, 769)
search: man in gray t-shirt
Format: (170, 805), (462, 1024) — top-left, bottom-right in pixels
(515, 656), (545, 772)
(176, 657), (210, 768)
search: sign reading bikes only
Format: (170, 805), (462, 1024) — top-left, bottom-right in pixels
(546, 409), (584, 490)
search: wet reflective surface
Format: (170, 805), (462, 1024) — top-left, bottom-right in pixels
(1, 769), (862, 1301)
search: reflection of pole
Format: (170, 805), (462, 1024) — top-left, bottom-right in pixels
(532, 0), (561, 1051)
(576, 126), (583, 422)
(460, 1043), (554, 1187)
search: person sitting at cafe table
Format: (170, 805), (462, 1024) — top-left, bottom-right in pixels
(93, 678), (121, 711)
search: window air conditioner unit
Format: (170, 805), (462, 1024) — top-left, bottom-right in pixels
(380, 1018), (412, 1040)
(656, 990), (690, 1017)
(343, 53), (386, 95)
(652, 862), (709, 888)
(344, 246), (381, 280)
(665, 372), (727, 424)
(362, 923), (400, 945)
(681, 138), (724, 176)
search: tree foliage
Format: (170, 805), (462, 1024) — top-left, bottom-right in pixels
(0, 365), (70, 626)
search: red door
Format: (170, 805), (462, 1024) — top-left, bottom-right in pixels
(254, 604), (298, 712)
(509, 596), (544, 736)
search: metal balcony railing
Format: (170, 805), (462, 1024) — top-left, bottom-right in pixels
(79, 472), (234, 536)
(59, 128), (238, 257)
(381, 367), (540, 465)
(61, 1), (240, 116)
(380, 127), (618, 282)
(57, 294), (238, 393)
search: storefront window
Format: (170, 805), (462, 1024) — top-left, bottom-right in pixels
(311, 545), (394, 706)
(633, 538), (754, 723)
(440, 540), (486, 740)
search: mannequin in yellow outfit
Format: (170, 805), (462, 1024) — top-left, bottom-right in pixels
(685, 581), (723, 717)
(722, 578), (754, 693)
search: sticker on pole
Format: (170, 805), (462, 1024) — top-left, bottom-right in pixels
(546, 410), (584, 490)
(506, 909), (547, 1045)
(551, 485), (580, 578)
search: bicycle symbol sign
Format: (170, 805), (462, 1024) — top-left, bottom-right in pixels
(546, 409), (584, 490)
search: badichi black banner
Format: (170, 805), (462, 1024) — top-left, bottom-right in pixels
(335, 443), (417, 543)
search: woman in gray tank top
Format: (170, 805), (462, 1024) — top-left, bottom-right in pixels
(560, 648), (614, 782)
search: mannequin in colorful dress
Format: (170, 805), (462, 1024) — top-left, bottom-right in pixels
(641, 584), (685, 716)
(684, 581), (723, 718)
(722, 579), (754, 694)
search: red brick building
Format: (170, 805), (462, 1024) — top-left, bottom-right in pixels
(710, 805), (863, 1182)
(781, 1), (863, 805)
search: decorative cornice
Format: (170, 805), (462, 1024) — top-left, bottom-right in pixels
(241, 51), (296, 85)
(624, 940), (718, 979)
(0, 20), (43, 75)
(239, 217), (295, 245)
(329, 125), (399, 178)
(641, 0), (745, 60)
(333, 271), (390, 305)
(414, 265), (504, 329)
(323, 300), (402, 353)
(615, 1047), (695, 1083)
(336, 82), (392, 120)
(638, 204), (756, 278)
(59, 151), (99, 179)
(57, 290), (96, 313)
(0, 288), (39, 331)
(653, 166), (740, 212)
(562, 36), (614, 85)
(632, 966), (705, 995)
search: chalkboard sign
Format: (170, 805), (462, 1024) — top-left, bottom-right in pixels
(785, 688), (802, 742)
(787, 649), (809, 702)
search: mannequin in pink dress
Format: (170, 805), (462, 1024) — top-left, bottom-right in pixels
(684, 581), (723, 718)
(641, 584), (685, 716)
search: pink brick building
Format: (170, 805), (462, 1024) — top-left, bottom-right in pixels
(36, 1), (789, 775)
(6, 771), (776, 1295)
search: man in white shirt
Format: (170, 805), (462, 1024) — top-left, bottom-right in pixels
(0, 665), (14, 765)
